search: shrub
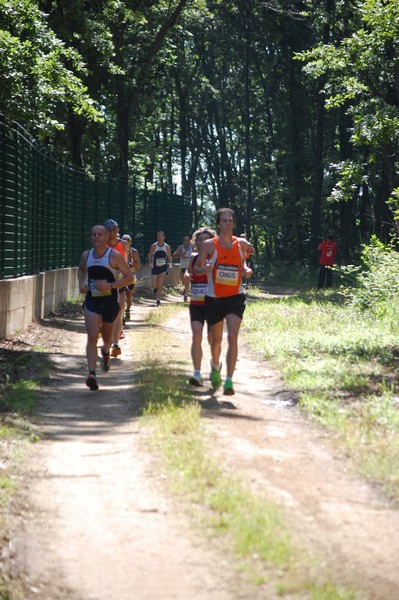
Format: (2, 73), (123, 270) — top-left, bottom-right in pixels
(342, 236), (399, 311)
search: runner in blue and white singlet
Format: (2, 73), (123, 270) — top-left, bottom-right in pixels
(148, 231), (172, 306)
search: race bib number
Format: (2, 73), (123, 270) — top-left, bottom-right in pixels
(180, 257), (190, 269)
(156, 257), (166, 267)
(191, 282), (207, 302)
(215, 264), (239, 287)
(89, 280), (111, 297)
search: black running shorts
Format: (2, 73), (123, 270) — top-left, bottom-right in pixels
(84, 295), (120, 323)
(151, 265), (168, 275)
(205, 293), (246, 326)
(189, 304), (206, 325)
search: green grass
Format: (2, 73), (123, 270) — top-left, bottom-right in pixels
(134, 325), (360, 599)
(244, 290), (399, 500)
(0, 351), (51, 414)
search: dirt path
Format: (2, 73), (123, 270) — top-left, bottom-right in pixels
(6, 293), (399, 599)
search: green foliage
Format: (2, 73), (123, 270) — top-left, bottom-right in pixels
(297, 0), (399, 216)
(341, 236), (399, 311)
(0, 349), (51, 414)
(1, 0), (398, 263)
(0, 380), (37, 414)
(0, 0), (102, 136)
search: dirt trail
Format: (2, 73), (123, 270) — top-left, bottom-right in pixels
(7, 293), (399, 599)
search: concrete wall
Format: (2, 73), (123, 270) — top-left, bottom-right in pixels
(0, 264), (182, 339)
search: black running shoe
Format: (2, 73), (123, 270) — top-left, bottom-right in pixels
(86, 374), (99, 391)
(101, 348), (110, 371)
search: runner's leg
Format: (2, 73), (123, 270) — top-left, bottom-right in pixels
(210, 320), (223, 368)
(156, 272), (167, 300)
(225, 313), (242, 379)
(151, 274), (159, 295)
(84, 307), (102, 372)
(101, 320), (114, 354)
(191, 321), (204, 372)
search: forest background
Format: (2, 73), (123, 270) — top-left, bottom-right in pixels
(1, 0), (398, 274)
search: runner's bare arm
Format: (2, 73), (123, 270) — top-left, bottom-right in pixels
(237, 238), (255, 257)
(195, 239), (214, 274)
(185, 254), (196, 282)
(167, 245), (173, 263)
(78, 251), (90, 294)
(173, 245), (182, 258)
(131, 249), (141, 270)
(243, 262), (253, 280)
(122, 240), (129, 262)
(148, 243), (155, 266)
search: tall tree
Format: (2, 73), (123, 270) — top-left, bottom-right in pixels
(0, 0), (102, 138)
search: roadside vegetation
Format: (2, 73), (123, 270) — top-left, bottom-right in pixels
(245, 237), (399, 501)
(0, 348), (47, 599)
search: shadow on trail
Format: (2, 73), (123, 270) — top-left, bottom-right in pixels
(33, 295), (293, 443)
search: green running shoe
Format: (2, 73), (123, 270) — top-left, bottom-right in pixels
(210, 361), (222, 389)
(223, 379), (235, 396)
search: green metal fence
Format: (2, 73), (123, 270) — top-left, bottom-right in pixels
(0, 115), (192, 279)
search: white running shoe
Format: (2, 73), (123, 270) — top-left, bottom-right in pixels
(189, 372), (204, 387)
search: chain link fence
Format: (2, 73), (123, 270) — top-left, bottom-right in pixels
(0, 115), (192, 279)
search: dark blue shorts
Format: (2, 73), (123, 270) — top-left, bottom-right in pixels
(84, 295), (120, 323)
(151, 266), (168, 276)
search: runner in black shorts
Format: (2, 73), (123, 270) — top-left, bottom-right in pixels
(185, 227), (216, 386)
(78, 225), (133, 391)
(195, 208), (253, 396)
(148, 231), (172, 306)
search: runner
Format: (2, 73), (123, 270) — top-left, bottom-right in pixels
(184, 227), (216, 386)
(78, 224), (133, 390)
(121, 234), (141, 321)
(104, 219), (129, 357)
(196, 208), (253, 396)
(148, 231), (172, 306)
(173, 235), (193, 302)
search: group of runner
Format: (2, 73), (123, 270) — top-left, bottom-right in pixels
(78, 208), (253, 395)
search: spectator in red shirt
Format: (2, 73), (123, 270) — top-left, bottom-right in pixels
(317, 236), (338, 289)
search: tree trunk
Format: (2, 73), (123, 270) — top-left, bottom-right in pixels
(309, 80), (325, 266)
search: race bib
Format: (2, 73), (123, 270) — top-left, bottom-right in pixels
(180, 257), (190, 269)
(156, 257), (166, 267)
(215, 264), (239, 287)
(191, 282), (207, 302)
(89, 280), (111, 297)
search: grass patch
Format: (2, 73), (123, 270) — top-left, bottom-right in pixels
(133, 322), (360, 599)
(243, 291), (399, 500)
(0, 350), (51, 414)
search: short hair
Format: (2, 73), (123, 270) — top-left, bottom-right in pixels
(215, 207), (236, 227)
(122, 234), (132, 243)
(104, 219), (118, 228)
